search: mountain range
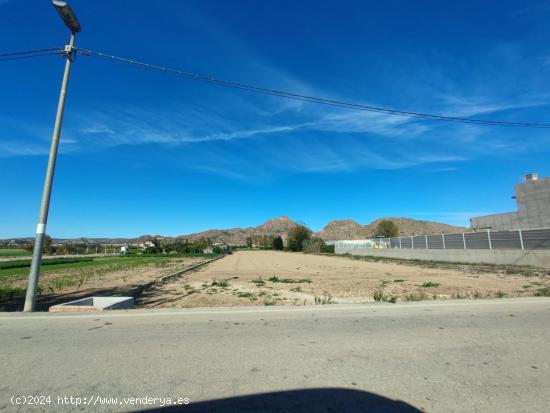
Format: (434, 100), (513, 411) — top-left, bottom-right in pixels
(2, 216), (469, 245)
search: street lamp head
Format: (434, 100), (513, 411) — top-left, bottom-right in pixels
(52, 0), (81, 33)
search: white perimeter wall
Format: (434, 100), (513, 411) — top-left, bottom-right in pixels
(335, 247), (550, 268)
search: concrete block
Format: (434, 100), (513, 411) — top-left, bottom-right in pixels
(49, 296), (134, 313)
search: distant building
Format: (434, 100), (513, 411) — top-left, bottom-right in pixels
(470, 173), (550, 231)
(139, 241), (156, 250)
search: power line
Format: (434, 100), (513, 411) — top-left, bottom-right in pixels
(0, 47), (63, 62)
(0, 51), (62, 62)
(76, 47), (550, 129)
(2, 46), (549, 128)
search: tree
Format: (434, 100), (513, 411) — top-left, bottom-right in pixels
(375, 220), (399, 238)
(194, 237), (213, 253)
(302, 237), (325, 253)
(287, 225), (312, 252)
(272, 235), (284, 250)
(260, 235), (275, 250)
(24, 234), (54, 254)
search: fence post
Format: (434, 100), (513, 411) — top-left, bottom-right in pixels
(425, 235), (428, 249)
(399, 237), (402, 249)
(487, 231), (492, 250)
(442, 233), (446, 249)
(518, 229), (525, 250)
(462, 233), (466, 249)
(411, 236), (414, 249)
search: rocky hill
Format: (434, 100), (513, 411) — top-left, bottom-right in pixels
(182, 216), (298, 245)
(2, 216), (469, 245)
(315, 217), (469, 240)
(183, 216), (468, 244)
(313, 220), (370, 240)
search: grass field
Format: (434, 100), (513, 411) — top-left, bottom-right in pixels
(0, 248), (31, 258)
(0, 256), (169, 278)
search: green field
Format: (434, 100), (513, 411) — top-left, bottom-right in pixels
(0, 256), (173, 279)
(0, 248), (31, 258)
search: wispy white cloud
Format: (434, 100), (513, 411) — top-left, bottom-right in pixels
(435, 93), (550, 118)
(0, 141), (49, 157)
(4, 15), (550, 181)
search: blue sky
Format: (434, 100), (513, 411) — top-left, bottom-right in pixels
(1, 0), (550, 238)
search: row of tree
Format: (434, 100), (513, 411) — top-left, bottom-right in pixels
(286, 220), (399, 252)
(141, 237), (229, 254)
(22, 236), (104, 255)
(17, 220), (399, 256)
(245, 235), (284, 250)
(287, 225), (334, 253)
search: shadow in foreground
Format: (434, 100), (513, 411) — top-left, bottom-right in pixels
(138, 388), (423, 413)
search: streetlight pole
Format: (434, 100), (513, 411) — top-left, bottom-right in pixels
(23, 1), (81, 312)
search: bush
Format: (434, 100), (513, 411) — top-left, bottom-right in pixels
(24, 235), (54, 254)
(0, 287), (26, 299)
(534, 287), (550, 297)
(272, 236), (284, 250)
(421, 281), (440, 288)
(373, 289), (385, 301)
(323, 244), (335, 253)
(212, 245), (225, 254)
(302, 237), (335, 254)
(287, 225), (312, 252)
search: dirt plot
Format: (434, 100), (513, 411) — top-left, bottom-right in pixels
(139, 250), (550, 308)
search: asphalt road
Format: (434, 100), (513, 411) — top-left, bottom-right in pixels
(1, 298), (549, 413)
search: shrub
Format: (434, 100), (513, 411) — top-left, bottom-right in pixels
(272, 236), (284, 251)
(211, 279), (229, 288)
(251, 277), (265, 286)
(302, 237), (323, 253)
(0, 287), (25, 299)
(405, 291), (429, 301)
(268, 276), (310, 284)
(421, 281), (440, 288)
(534, 287), (550, 297)
(373, 289), (385, 301)
(314, 292), (333, 304)
(323, 244), (335, 253)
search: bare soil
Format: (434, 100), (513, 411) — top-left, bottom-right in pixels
(139, 250), (550, 308)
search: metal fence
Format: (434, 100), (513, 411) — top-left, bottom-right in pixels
(333, 227), (550, 251)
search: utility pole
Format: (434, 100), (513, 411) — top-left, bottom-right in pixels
(24, 1), (81, 312)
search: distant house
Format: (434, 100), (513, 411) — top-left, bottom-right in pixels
(120, 245), (129, 254)
(139, 241), (156, 250)
(213, 242), (230, 252)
